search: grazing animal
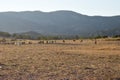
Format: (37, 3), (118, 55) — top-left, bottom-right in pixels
(38, 41), (44, 44)
(52, 40), (56, 44)
(46, 40), (56, 44)
(15, 42), (21, 46)
(21, 42), (25, 44)
(80, 40), (83, 42)
(0, 38), (6, 44)
(28, 42), (32, 44)
(14, 41), (25, 46)
(73, 39), (76, 42)
(46, 41), (49, 44)
(63, 40), (65, 43)
(95, 39), (97, 44)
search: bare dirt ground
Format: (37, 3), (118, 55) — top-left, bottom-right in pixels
(0, 39), (120, 80)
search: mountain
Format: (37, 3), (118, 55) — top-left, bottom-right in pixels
(0, 10), (120, 37)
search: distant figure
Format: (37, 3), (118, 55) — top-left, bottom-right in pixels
(38, 41), (44, 44)
(95, 39), (97, 44)
(47, 40), (56, 44)
(47, 41), (51, 44)
(63, 40), (65, 43)
(73, 39), (76, 42)
(0, 38), (6, 44)
(21, 42), (25, 45)
(28, 42), (32, 44)
(80, 40), (83, 42)
(15, 42), (22, 46)
(46, 41), (49, 44)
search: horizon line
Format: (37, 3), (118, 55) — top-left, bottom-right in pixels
(0, 10), (120, 17)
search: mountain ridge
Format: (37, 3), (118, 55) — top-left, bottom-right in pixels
(0, 10), (120, 37)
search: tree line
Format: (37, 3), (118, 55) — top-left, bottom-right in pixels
(0, 31), (119, 40)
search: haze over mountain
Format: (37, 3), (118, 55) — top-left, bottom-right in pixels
(0, 10), (120, 37)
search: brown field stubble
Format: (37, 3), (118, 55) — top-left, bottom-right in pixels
(0, 39), (120, 80)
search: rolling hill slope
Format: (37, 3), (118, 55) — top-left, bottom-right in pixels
(0, 10), (120, 37)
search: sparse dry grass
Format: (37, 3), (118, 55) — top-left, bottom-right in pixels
(0, 39), (120, 80)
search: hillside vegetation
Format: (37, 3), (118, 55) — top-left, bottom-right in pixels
(0, 11), (120, 37)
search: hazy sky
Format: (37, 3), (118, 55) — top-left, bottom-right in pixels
(0, 0), (120, 16)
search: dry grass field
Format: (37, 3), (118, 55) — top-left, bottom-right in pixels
(0, 39), (120, 80)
